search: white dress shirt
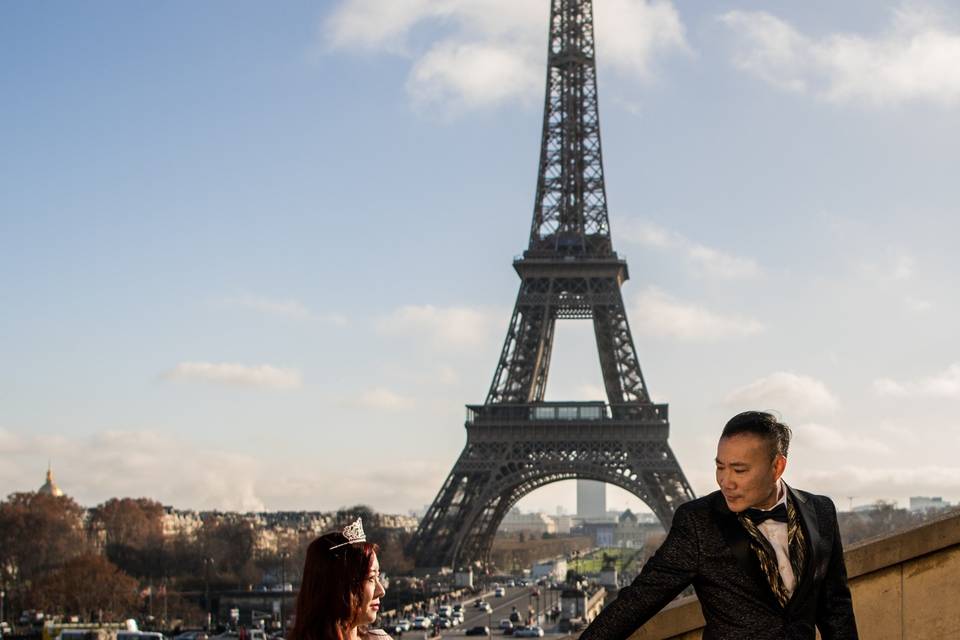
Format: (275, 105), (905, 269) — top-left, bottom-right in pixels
(754, 479), (797, 597)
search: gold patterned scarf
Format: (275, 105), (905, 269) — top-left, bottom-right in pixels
(737, 494), (806, 607)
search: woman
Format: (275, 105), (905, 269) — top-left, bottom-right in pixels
(290, 518), (391, 640)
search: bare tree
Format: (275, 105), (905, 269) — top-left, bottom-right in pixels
(31, 554), (139, 621)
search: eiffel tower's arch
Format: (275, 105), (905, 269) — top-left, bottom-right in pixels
(409, 404), (694, 568)
(446, 442), (691, 568)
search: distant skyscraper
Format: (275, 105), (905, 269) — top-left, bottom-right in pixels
(577, 479), (606, 519)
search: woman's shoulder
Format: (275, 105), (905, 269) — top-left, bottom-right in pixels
(363, 629), (393, 640)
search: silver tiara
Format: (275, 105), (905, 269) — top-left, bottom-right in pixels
(329, 517), (366, 550)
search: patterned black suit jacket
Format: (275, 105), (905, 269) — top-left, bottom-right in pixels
(579, 486), (858, 640)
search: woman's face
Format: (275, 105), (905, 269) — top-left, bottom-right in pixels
(358, 552), (386, 625)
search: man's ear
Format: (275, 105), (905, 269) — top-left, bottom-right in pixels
(773, 453), (787, 480)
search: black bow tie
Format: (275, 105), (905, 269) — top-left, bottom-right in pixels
(745, 503), (788, 525)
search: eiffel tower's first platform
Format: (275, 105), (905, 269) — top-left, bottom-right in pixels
(406, 0), (696, 569)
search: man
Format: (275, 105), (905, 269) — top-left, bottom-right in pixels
(579, 411), (858, 640)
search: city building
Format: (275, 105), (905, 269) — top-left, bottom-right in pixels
(532, 557), (568, 581)
(576, 480), (606, 520)
(612, 508), (664, 548)
(577, 521), (616, 547)
(853, 500), (898, 513)
(552, 513), (574, 534)
(162, 507), (203, 539)
(910, 496), (953, 512)
(499, 507), (557, 535)
(376, 513), (420, 532)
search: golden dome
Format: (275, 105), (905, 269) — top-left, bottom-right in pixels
(38, 465), (64, 497)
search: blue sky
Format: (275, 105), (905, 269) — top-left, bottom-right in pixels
(3, 0), (960, 515)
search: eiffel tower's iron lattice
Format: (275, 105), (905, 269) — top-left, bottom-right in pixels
(407, 0), (695, 569)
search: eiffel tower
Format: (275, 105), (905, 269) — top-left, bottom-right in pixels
(408, 0), (695, 569)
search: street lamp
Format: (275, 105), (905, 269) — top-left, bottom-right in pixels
(203, 557), (215, 630)
(279, 551), (290, 632)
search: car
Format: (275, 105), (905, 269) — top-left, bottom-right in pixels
(395, 620), (411, 632)
(498, 620), (514, 634)
(412, 617), (429, 630)
(512, 627), (544, 638)
(474, 600), (488, 609)
(436, 619), (452, 629)
(494, 587), (505, 598)
(482, 603), (493, 613)
(452, 604), (463, 612)
(465, 627), (489, 637)
(208, 633), (266, 640)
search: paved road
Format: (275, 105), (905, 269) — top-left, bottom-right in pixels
(440, 586), (563, 637)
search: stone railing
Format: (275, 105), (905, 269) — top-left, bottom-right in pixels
(603, 508), (960, 639)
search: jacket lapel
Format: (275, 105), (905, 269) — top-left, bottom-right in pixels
(709, 491), (782, 611)
(786, 484), (822, 610)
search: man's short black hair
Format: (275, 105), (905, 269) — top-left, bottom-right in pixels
(721, 411), (792, 459)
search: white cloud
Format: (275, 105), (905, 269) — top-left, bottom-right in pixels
(874, 363), (960, 398)
(408, 39), (542, 111)
(0, 428), (448, 513)
(577, 384), (608, 401)
(0, 428), (25, 454)
(376, 304), (500, 351)
(631, 287), (765, 340)
(0, 430), (265, 511)
(323, 0), (435, 53)
(853, 249), (918, 285)
(348, 387), (417, 410)
(619, 220), (761, 279)
(903, 296), (934, 313)
(257, 460), (449, 513)
(793, 464), (960, 501)
(724, 372), (840, 418)
(219, 293), (347, 325)
(793, 422), (891, 456)
(322, 0), (689, 112)
(720, 5), (960, 107)
(593, 0), (690, 79)
(163, 362), (303, 390)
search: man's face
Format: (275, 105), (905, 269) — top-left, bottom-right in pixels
(715, 433), (785, 512)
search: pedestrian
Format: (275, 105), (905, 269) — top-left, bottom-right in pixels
(288, 518), (391, 640)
